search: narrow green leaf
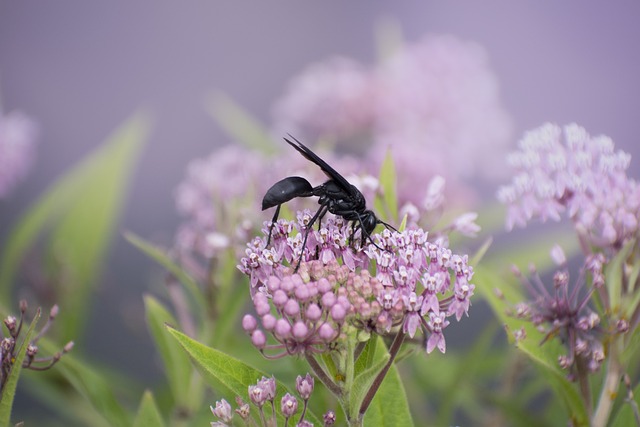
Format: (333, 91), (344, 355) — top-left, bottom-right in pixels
(470, 237), (493, 267)
(0, 309), (40, 426)
(364, 357), (413, 426)
(374, 149), (398, 223)
(125, 232), (207, 319)
(349, 336), (412, 426)
(610, 381), (640, 427)
(133, 390), (166, 427)
(167, 326), (322, 426)
(211, 274), (248, 348)
(397, 213), (408, 233)
(54, 354), (131, 427)
(0, 112), (150, 339)
(354, 338), (378, 378)
(143, 296), (196, 410)
(349, 335), (390, 414)
(206, 93), (276, 154)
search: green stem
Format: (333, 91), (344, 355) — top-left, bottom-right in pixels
(592, 338), (623, 427)
(305, 353), (342, 397)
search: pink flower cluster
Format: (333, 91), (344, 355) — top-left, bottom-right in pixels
(273, 35), (513, 211)
(0, 111), (38, 198)
(174, 145), (268, 260)
(497, 123), (640, 250)
(238, 211), (475, 355)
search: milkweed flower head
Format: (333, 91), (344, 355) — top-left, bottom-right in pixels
(509, 246), (619, 379)
(370, 35), (512, 207)
(272, 57), (376, 144)
(0, 110), (38, 199)
(174, 144), (267, 262)
(497, 123), (640, 251)
(1, 301), (73, 392)
(238, 211), (475, 356)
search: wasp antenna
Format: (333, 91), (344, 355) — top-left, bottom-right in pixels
(378, 219), (398, 232)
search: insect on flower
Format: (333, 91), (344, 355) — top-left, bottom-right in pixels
(262, 136), (395, 271)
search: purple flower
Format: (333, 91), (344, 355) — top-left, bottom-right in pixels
(296, 373), (315, 400)
(370, 35), (512, 208)
(426, 312), (449, 354)
(239, 210), (475, 355)
(272, 57), (375, 143)
(511, 247), (614, 377)
(498, 123), (640, 250)
(281, 392), (299, 418)
(0, 111), (38, 199)
(210, 399), (233, 423)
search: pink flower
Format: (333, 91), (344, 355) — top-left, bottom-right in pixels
(239, 209), (475, 355)
(498, 123), (640, 250)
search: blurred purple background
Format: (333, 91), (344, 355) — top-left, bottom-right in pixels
(1, 0), (640, 392)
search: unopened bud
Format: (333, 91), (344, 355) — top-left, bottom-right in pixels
(49, 305), (59, 319)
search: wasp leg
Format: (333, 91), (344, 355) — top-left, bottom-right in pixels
(265, 204), (282, 248)
(294, 204), (328, 272)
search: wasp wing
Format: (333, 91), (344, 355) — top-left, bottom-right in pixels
(284, 135), (355, 195)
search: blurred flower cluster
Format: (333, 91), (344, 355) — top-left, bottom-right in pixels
(0, 110), (38, 199)
(273, 34), (512, 213)
(497, 123), (640, 251)
(1, 301), (73, 393)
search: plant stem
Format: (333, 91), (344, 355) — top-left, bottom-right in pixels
(592, 338), (622, 427)
(305, 353), (342, 397)
(358, 330), (406, 417)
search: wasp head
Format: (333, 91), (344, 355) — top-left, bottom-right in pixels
(362, 210), (378, 236)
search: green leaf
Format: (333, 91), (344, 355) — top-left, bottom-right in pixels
(211, 275), (248, 348)
(354, 337), (378, 378)
(143, 296), (198, 412)
(0, 112), (150, 339)
(133, 391), (166, 427)
(0, 308), (40, 426)
(167, 326), (321, 426)
(470, 237), (493, 268)
(126, 232), (207, 319)
(206, 92), (276, 154)
(53, 354), (131, 427)
(364, 352), (413, 426)
(374, 149), (398, 224)
(349, 336), (413, 426)
(475, 267), (589, 425)
(610, 381), (640, 427)
(350, 343), (389, 418)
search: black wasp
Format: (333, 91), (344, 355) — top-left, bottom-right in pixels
(262, 136), (395, 271)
